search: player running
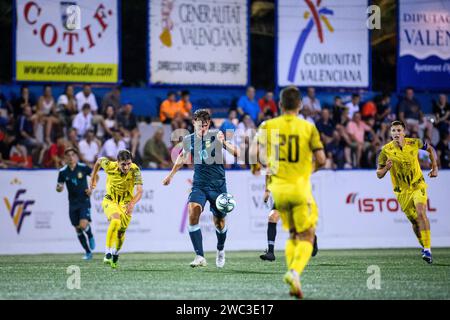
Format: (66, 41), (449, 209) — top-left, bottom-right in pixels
(252, 169), (319, 261)
(89, 150), (143, 269)
(56, 148), (96, 260)
(376, 120), (438, 264)
(252, 86), (325, 299)
(163, 109), (239, 268)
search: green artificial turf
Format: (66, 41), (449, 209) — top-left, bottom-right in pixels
(0, 249), (449, 300)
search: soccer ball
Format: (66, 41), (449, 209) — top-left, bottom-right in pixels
(215, 193), (236, 214)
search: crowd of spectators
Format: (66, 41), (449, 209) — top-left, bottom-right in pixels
(0, 84), (448, 170)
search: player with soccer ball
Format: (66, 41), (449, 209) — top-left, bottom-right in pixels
(163, 109), (239, 268)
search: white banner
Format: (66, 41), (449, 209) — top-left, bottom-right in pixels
(277, 0), (370, 87)
(148, 0), (248, 85)
(1, 170), (449, 254)
(15, 0), (120, 83)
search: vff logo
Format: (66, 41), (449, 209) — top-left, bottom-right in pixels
(61, 2), (81, 30)
(4, 189), (35, 234)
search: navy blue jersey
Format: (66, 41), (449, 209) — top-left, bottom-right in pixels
(183, 130), (225, 188)
(57, 162), (91, 207)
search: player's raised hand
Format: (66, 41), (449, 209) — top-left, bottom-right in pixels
(385, 159), (393, 170)
(85, 188), (92, 196)
(217, 131), (225, 143)
(251, 163), (262, 176)
(428, 167), (438, 178)
(162, 175), (172, 185)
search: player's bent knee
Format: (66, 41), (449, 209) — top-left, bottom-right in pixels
(268, 210), (279, 222)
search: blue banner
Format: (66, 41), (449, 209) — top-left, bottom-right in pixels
(398, 0), (450, 91)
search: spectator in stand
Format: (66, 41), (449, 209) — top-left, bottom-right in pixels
(159, 91), (179, 124)
(43, 135), (66, 168)
(72, 103), (93, 140)
(299, 106), (315, 124)
(398, 87), (432, 141)
(176, 90), (192, 118)
(67, 128), (79, 151)
(78, 129), (100, 167)
(37, 84), (61, 144)
(436, 133), (449, 169)
(324, 130), (347, 169)
(75, 84), (98, 113)
(345, 93), (361, 119)
(100, 128), (126, 160)
(237, 86), (261, 124)
(101, 86), (121, 112)
(375, 93), (393, 144)
(142, 126), (171, 168)
(117, 102), (140, 157)
(258, 91), (278, 117)
(220, 109), (239, 134)
(56, 84), (78, 127)
(16, 105), (42, 154)
(332, 96), (347, 125)
(302, 87), (321, 118)
(0, 90), (12, 129)
(97, 105), (117, 141)
(346, 112), (378, 168)
(9, 140), (31, 168)
(361, 100), (377, 119)
(316, 108), (335, 145)
(13, 85), (36, 118)
(0, 129), (20, 168)
(433, 94), (450, 137)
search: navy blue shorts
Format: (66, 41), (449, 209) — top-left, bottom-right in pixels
(69, 205), (91, 226)
(189, 182), (227, 218)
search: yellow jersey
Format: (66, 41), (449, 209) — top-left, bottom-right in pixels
(257, 114), (323, 189)
(378, 138), (426, 192)
(99, 157), (143, 204)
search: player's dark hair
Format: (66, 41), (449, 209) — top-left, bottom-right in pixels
(64, 147), (78, 156)
(117, 149), (132, 161)
(280, 86), (301, 111)
(391, 120), (406, 129)
(193, 109), (211, 122)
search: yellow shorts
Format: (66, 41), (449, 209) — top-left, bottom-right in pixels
(102, 198), (131, 232)
(395, 185), (427, 222)
(270, 186), (318, 233)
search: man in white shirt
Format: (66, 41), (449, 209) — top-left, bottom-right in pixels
(75, 84), (98, 113)
(100, 128), (127, 160)
(78, 129), (100, 166)
(302, 87), (321, 118)
(72, 104), (93, 139)
(345, 93), (361, 119)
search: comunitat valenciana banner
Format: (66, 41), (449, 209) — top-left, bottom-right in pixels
(277, 0), (370, 88)
(398, 0), (450, 91)
(148, 0), (249, 86)
(14, 0), (120, 83)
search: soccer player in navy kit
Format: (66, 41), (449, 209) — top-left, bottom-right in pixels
(163, 109), (239, 268)
(57, 148), (96, 260)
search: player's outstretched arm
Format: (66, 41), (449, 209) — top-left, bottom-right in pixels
(162, 152), (187, 185)
(426, 144), (438, 178)
(89, 158), (103, 190)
